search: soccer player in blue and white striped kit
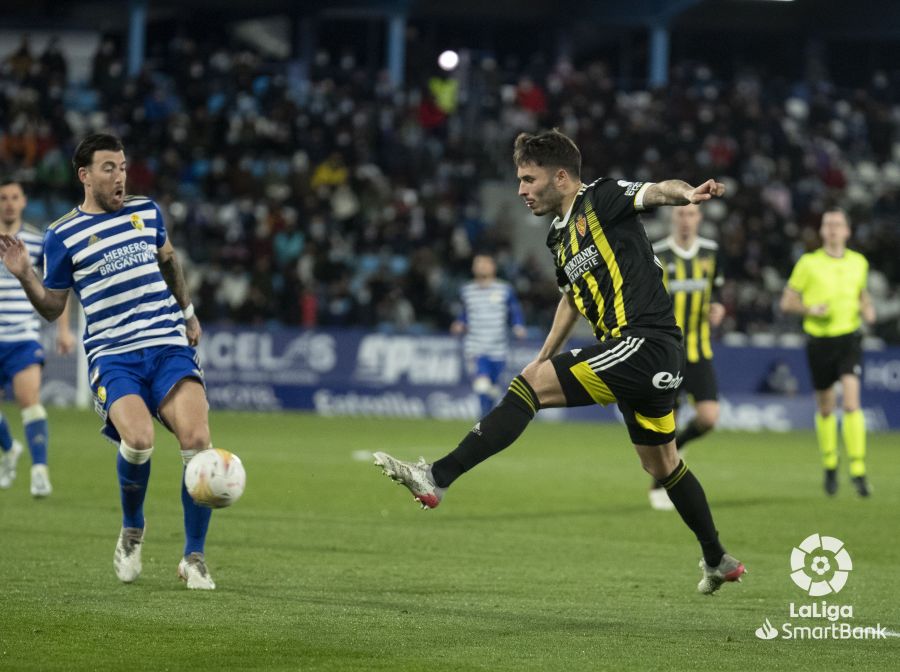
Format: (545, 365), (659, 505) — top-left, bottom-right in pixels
(451, 254), (527, 416)
(0, 134), (220, 590)
(0, 179), (75, 496)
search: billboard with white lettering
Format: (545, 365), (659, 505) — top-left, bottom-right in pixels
(188, 327), (900, 431)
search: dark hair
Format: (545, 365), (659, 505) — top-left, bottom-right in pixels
(513, 129), (581, 179)
(0, 177), (23, 189)
(822, 206), (850, 226)
(72, 133), (124, 172)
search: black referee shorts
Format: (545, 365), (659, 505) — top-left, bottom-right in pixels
(552, 330), (685, 446)
(680, 358), (719, 403)
(806, 331), (863, 391)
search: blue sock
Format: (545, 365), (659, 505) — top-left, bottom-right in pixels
(479, 394), (496, 416)
(182, 471), (212, 556)
(117, 443), (151, 529)
(23, 405), (49, 465)
(0, 412), (13, 452)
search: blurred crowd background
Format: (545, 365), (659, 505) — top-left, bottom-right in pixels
(3, 30), (900, 341)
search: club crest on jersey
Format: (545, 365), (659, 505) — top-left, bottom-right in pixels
(130, 214), (144, 230)
(88, 234), (101, 246)
(575, 214), (587, 238)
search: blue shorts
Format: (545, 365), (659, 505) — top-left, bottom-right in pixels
(90, 345), (205, 443)
(0, 340), (44, 386)
(468, 355), (506, 384)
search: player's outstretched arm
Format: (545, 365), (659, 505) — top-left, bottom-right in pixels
(157, 239), (202, 346)
(643, 179), (726, 208)
(0, 235), (68, 321)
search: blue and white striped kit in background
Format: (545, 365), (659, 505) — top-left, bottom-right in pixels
(42, 196), (188, 366)
(0, 225), (44, 344)
(459, 280), (524, 360)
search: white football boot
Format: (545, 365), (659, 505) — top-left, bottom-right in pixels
(114, 526), (145, 583)
(30, 464), (53, 498)
(373, 452), (446, 509)
(178, 552), (216, 590)
(698, 553), (746, 595)
(0, 440), (23, 489)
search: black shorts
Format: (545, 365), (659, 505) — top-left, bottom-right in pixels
(552, 331), (685, 446)
(806, 332), (863, 391)
(679, 359), (719, 403)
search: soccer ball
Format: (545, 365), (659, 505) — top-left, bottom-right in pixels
(185, 448), (246, 509)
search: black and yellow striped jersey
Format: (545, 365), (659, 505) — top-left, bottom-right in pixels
(546, 178), (678, 342)
(652, 236), (723, 362)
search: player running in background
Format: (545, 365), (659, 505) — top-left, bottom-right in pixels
(375, 129), (745, 595)
(647, 204), (725, 511)
(0, 133), (221, 589)
(451, 253), (527, 416)
(0, 179), (74, 496)
(780, 208), (875, 497)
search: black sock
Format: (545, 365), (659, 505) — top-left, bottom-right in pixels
(650, 420), (708, 488)
(431, 376), (540, 488)
(660, 460), (725, 567)
(675, 419), (708, 451)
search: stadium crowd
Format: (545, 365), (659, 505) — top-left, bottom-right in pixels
(2, 34), (899, 341)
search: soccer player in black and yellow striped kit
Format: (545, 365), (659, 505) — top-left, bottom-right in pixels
(374, 130), (745, 595)
(781, 208), (876, 497)
(647, 204), (725, 510)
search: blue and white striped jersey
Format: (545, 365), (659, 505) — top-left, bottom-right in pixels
(458, 280), (524, 359)
(0, 224), (44, 343)
(43, 196), (187, 365)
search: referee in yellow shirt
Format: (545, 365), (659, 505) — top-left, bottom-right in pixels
(780, 208), (876, 497)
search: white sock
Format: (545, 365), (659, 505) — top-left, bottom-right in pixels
(119, 441), (153, 465)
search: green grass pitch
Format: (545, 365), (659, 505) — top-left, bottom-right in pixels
(1, 406), (898, 671)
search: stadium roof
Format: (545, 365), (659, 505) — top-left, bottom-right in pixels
(5, 0), (900, 37)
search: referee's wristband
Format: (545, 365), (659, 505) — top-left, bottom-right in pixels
(182, 303), (195, 320)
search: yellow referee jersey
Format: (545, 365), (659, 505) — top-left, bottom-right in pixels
(787, 248), (869, 337)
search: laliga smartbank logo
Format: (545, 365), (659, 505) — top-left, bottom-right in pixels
(789, 533), (852, 596)
(754, 534), (889, 641)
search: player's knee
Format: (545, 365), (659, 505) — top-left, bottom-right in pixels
(123, 432), (154, 453)
(15, 389), (40, 408)
(817, 403), (835, 417)
(178, 426), (210, 453)
(816, 396), (836, 416)
(637, 445), (679, 480)
(119, 423), (154, 452)
(519, 361), (560, 406)
(695, 407), (719, 431)
(842, 401), (860, 413)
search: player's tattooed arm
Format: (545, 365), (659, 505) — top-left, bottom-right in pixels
(0, 235), (68, 321)
(643, 179), (726, 207)
(157, 239), (191, 307)
(157, 239), (202, 345)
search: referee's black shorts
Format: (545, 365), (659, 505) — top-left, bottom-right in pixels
(679, 358), (719, 403)
(806, 331), (863, 391)
(552, 329), (685, 446)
